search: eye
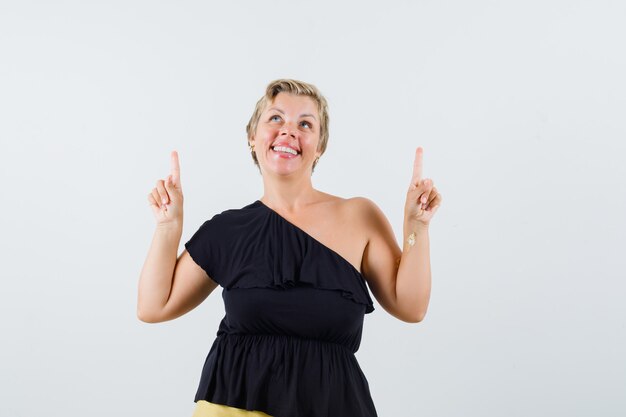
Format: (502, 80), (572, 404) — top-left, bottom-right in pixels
(269, 115), (282, 122)
(300, 120), (312, 129)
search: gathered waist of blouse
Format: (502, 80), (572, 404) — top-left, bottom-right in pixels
(195, 329), (378, 416)
(214, 332), (358, 355)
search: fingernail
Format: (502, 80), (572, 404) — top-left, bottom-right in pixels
(162, 198), (167, 205)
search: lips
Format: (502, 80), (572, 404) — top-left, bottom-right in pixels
(271, 142), (300, 155)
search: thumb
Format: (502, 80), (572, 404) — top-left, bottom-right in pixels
(409, 178), (427, 193)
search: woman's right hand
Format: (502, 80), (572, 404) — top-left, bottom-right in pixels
(148, 150), (184, 226)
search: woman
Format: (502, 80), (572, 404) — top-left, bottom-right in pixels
(138, 79), (442, 417)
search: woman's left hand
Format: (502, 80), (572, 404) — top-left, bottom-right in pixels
(404, 147), (442, 227)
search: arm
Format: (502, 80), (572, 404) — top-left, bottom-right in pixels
(137, 150), (219, 323)
(136, 224), (218, 323)
(360, 199), (431, 323)
(360, 147), (441, 323)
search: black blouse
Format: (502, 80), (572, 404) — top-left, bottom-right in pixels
(185, 200), (377, 417)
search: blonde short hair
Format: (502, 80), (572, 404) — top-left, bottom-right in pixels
(246, 79), (329, 172)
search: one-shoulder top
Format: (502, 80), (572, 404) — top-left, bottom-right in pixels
(184, 200), (378, 417)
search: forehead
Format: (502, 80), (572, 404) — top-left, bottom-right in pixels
(264, 92), (318, 116)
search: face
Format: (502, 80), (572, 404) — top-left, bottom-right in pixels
(250, 92), (321, 177)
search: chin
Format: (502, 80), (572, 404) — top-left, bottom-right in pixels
(263, 164), (304, 177)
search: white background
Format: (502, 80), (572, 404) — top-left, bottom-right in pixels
(1, 1), (625, 416)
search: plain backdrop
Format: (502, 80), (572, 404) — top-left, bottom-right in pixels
(1, 1), (625, 416)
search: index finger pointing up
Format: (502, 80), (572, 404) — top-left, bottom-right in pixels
(411, 146), (423, 185)
(170, 150), (181, 183)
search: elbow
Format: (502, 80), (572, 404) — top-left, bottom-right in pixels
(136, 307), (162, 324)
(405, 309), (427, 324)
(136, 309), (152, 323)
(389, 304), (427, 323)
(405, 316), (423, 324)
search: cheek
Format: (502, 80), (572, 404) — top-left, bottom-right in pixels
(257, 126), (279, 141)
(306, 135), (321, 150)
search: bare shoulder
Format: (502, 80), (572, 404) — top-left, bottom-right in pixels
(343, 196), (378, 212)
(326, 195), (394, 252)
(314, 193), (378, 224)
(317, 192), (375, 211)
(306, 193), (398, 280)
(341, 196), (388, 236)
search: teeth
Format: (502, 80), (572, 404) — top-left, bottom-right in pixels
(273, 146), (298, 155)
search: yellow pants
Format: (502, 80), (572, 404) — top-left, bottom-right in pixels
(192, 400), (273, 417)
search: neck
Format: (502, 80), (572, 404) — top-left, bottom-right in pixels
(260, 172), (319, 213)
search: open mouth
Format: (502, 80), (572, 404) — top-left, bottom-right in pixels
(271, 145), (300, 156)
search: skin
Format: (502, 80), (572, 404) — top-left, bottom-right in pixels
(138, 92), (442, 324)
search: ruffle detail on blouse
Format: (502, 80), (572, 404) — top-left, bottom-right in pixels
(206, 200), (375, 314)
(196, 334), (378, 417)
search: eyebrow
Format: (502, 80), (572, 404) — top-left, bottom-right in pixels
(267, 107), (317, 120)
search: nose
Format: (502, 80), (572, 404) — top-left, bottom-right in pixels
(279, 122), (297, 138)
